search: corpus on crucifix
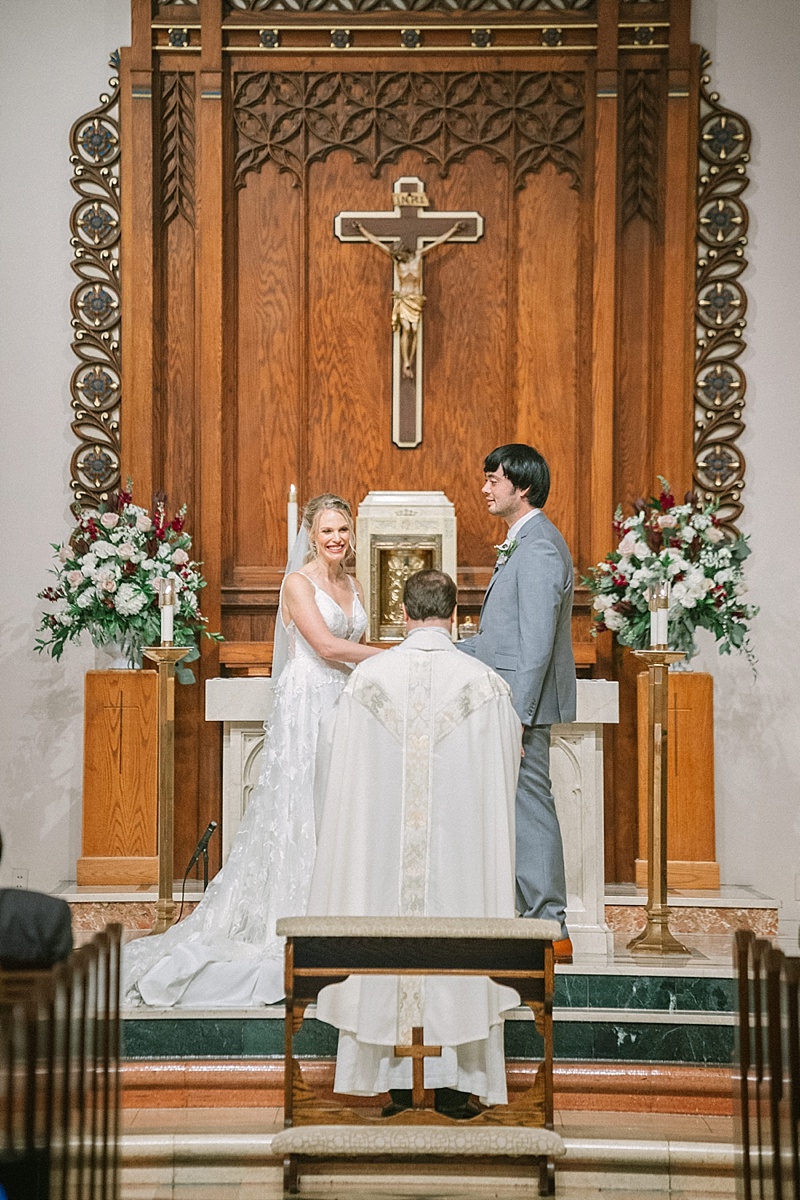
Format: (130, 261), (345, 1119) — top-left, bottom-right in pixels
(334, 177), (484, 449)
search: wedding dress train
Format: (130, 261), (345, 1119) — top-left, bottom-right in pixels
(122, 578), (368, 1007)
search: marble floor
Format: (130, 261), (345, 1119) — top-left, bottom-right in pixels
(119, 1107), (737, 1199)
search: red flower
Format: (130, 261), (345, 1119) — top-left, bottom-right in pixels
(658, 489), (675, 511)
(170, 515), (185, 533)
(86, 517), (99, 541)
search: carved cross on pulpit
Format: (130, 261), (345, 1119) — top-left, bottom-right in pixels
(334, 177), (484, 449)
(393, 1025), (443, 1108)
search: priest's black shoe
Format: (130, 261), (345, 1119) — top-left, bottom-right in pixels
(381, 1088), (412, 1117)
(434, 1087), (477, 1119)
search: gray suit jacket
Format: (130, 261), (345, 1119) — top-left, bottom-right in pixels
(459, 511), (577, 726)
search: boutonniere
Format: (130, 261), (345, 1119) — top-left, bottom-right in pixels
(494, 537), (518, 567)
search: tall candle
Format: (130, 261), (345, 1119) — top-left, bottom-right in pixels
(159, 577), (175, 644)
(287, 484), (298, 558)
(648, 581), (670, 647)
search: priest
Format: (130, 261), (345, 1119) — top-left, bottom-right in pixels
(307, 569), (522, 1116)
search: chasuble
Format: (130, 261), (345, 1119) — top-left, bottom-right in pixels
(308, 627), (522, 1104)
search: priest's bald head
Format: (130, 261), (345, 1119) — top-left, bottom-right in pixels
(402, 570), (457, 631)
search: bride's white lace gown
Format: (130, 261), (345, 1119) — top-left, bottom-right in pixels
(122, 577), (368, 1007)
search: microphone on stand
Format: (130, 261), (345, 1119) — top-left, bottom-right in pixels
(176, 821), (218, 922)
(185, 821), (218, 875)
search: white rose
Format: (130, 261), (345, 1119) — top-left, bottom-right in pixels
(95, 567), (117, 592)
(734, 581), (748, 596)
(593, 595), (611, 611)
(117, 542), (136, 561)
(633, 541), (650, 560)
(604, 610), (624, 631)
(136, 514), (152, 532)
(58, 545), (69, 564)
(141, 558), (156, 571)
(618, 532), (638, 557)
(671, 581), (696, 609)
(657, 513), (678, 529)
(157, 544), (171, 560)
(704, 526), (724, 544)
(67, 569), (83, 588)
(81, 554), (97, 577)
(93, 541), (116, 559)
(100, 512), (119, 529)
(681, 526), (696, 543)
(76, 588), (95, 609)
(172, 548), (189, 566)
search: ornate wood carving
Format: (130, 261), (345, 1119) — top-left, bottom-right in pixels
(234, 71), (585, 192)
(161, 72), (196, 227)
(228, 0), (593, 11)
(694, 50), (750, 535)
(621, 70), (661, 228)
(68, 53), (122, 509)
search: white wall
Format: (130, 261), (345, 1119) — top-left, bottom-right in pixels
(690, 0), (800, 942)
(0, 2), (131, 889)
(1, 3), (798, 933)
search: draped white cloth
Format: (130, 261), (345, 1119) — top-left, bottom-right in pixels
(308, 628), (523, 1105)
(122, 578), (367, 1008)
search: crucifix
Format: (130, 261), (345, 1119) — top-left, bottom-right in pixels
(334, 176), (484, 449)
(393, 1025), (443, 1109)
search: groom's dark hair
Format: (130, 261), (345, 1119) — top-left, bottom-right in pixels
(484, 443), (550, 508)
(403, 571), (457, 621)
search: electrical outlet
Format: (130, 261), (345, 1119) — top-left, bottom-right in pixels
(11, 868), (28, 890)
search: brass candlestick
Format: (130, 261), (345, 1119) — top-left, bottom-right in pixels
(628, 648), (690, 956)
(144, 645), (190, 935)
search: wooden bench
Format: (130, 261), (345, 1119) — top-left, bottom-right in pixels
(0, 925), (122, 1200)
(273, 915), (565, 1195)
(734, 929), (800, 1200)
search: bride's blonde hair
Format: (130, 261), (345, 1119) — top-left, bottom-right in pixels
(302, 494), (356, 571)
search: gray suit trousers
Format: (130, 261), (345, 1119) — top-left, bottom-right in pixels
(516, 724), (568, 938)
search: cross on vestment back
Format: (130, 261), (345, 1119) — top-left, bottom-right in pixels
(334, 176), (484, 449)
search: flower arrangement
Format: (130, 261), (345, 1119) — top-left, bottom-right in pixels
(36, 488), (222, 682)
(583, 480), (758, 665)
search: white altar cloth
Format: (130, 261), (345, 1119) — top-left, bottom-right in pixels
(205, 677), (618, 956)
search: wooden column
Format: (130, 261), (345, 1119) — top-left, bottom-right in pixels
(187, 0), (225, 875)
(636, 671), (719, 889)
(120, 0), (156, 500)
(78, 671), (158, 886)
(658, 0), (697, 494)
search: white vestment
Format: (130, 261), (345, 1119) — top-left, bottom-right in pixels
(307, 627), (523, 1105)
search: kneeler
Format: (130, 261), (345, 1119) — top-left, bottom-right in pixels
(272, 917), (566, 1196)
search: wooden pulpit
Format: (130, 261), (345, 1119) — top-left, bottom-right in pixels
(635, 671), (720, 889)
(77, 670), (159, 886)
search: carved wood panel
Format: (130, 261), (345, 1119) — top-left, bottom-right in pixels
(79, 0), (750, 881)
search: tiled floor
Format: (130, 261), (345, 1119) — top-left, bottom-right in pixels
(121, 1105), (733, 1142)
(120, 1107), (737, 1199)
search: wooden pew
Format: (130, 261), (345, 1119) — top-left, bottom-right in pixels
(0, 925), (122, 1200)
(734, 929), (800, 1200)
(272, 916), (566, 1196)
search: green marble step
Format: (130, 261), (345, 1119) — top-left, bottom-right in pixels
(122, 1011), (734, 1066)
(121, 973), (736, 1066)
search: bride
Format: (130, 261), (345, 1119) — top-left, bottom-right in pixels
(123, 494), (378, 1007)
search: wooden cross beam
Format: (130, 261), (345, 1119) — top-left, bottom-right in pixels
(393, 1025), (442, 1109)
(334, 176), (484, 449)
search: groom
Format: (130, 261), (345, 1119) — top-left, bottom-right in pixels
(458, 444), (576, 961)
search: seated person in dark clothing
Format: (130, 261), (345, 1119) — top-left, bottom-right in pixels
(0, 832), (73, 968)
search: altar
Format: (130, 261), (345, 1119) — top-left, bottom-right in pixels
(205, 676), (618, 956)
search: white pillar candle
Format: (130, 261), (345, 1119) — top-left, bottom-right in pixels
(650, 608), (660, 649)
(288, 484), (298, 559)
(159, 578), (176, 644)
